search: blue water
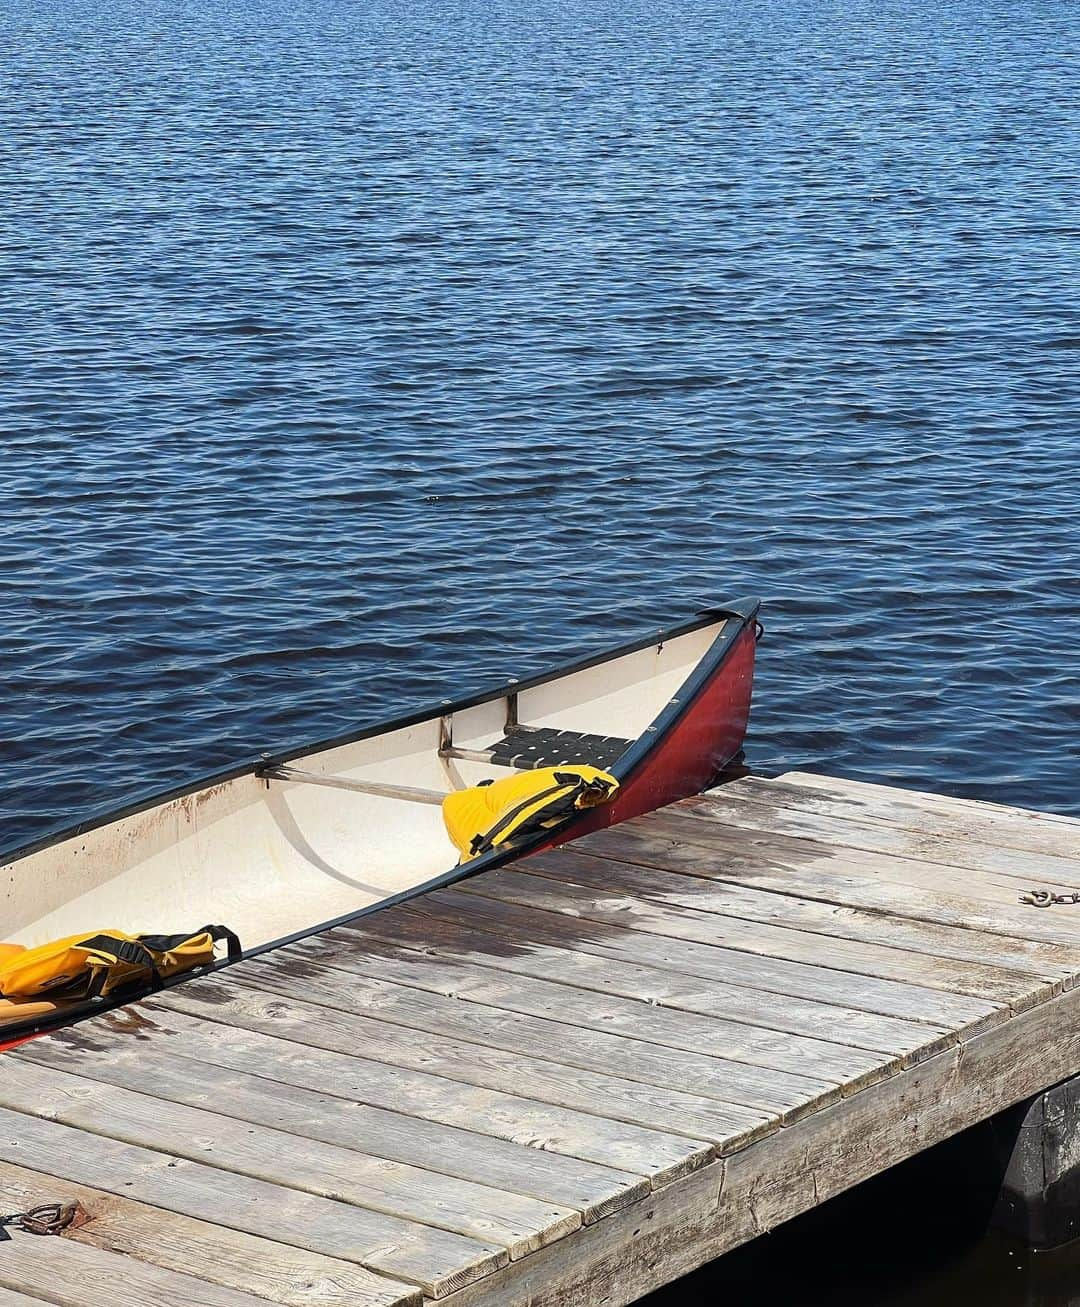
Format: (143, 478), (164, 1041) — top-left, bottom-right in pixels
(2, 0), (1078, 863)
(1, 4), (1079, 1300)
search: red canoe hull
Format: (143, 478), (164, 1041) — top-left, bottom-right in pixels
(548, 620), (756, 845)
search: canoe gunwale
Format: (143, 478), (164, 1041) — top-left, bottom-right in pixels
(2, 599), (759, 870)
(236, 601), (757, 952)
(0, 600), (759, 1047)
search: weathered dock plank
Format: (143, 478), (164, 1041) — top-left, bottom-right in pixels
(459, 862), (1014, 1018)
(607, 840), (1076, 981)
(439, 980), (1080, 1307)
(426, 886), (971, 1040)
(88, 1001), (717, 1183)
(234, 953), (841, 1121)
(155, 978), (774, 1148)
(784, 772), (1080, 846)
(588, 812), (1080, 950)
(0, 1291), (48, 1307)
(686, 785), (1080, 893)
(0, 1106), (504, 1296)
(0, 1225), (278, 1307)
(287, 927), (896, 1089)
(0, 1289), (49, 1307)
(543, 831), (1077, 985)
(3, 771), (1078, 1307)
(0, 1058), (580, 1260)
(335, 894), (956, 1060)
(0, 1158), (420, 1307)
(17, 1034), (648, 1224)
(637, 804), (1080, 924)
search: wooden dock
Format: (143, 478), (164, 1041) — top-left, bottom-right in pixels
(3, 770), (1080, 1307)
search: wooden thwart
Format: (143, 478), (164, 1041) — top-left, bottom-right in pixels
(2, 771), (1078, 1307)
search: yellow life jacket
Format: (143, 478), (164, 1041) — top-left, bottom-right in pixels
(443, 766), (618, 863)
(0, 944), (26, 968)
(0, 925), (241, 1007)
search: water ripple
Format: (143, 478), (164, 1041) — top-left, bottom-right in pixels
(1, 0), (1078, 854)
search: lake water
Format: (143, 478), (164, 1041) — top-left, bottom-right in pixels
(2, 0), (1078, 1296)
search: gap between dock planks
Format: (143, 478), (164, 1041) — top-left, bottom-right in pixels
(1, 772), (1078, 1307)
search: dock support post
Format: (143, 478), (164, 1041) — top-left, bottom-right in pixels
(990, 1076), (1080, 1249)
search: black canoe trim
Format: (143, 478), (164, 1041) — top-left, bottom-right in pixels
(2, 598), (759, 869)
(245, 595), (759, 958)
(0, 600), (759, 1045)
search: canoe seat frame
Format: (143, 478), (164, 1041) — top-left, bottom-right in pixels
(436, 698), (545, 767)
(439, 705), (631, 773)
(259, 695), (631, 809)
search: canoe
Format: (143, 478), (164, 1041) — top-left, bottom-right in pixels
(1, 599), (760, 1042)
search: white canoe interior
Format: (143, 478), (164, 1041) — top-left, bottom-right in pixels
(3, 619), (729, 952)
